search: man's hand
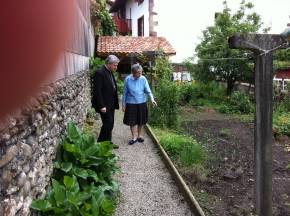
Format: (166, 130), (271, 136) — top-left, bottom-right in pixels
(100, 107), (106, 113)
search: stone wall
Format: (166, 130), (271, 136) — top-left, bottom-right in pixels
(0, 70), (91, 215)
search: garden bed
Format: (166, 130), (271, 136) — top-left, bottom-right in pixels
(179, 106), (290, 216)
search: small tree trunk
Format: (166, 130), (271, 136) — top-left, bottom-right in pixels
(226, 82), (234, 95)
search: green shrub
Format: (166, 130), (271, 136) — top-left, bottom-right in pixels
(216, 91), (254, 114)
(30, 120), (119, 215)
(179, 84), (203, 103)
(89, 57), (105, 78)
(275, 96), (290, 113)
(149, 79), (180, 130)
(273, 112), (290, 137)
(113, 71), (124, 95)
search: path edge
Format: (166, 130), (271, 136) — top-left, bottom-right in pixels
(145, 124), (205, 216)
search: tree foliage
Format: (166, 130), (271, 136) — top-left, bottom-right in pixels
(90, 0), (117, 36)
(184, 0), (270, 95)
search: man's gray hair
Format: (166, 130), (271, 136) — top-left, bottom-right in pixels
(131, 64), (143, 74)
(105, 55), (120, 64)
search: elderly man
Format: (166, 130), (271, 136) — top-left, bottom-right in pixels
(92, 55), (120, 149)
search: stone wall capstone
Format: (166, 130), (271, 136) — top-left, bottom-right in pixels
(0, 70), (92, 215)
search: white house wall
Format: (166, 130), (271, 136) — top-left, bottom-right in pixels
(126, 0), (150, 36)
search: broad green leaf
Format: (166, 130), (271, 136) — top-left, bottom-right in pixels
(80, 159), (89, 165)
(84, 156), (104, 167)
(61, 162), (72, 172)
(66, 191), (78, 206)
(97, 141), (111, 156)
(96, 175), (108, 185)
(67, 119), (82, 142)
(54, 162), (61, 169)
(104, 154), (119, 165)
(63, 150), (75, 163)
(52, 179), (65, 204)
(68, 201), (82, 215)
(63, 176), (73, 188)
(91, 196), (100, 216)
(73, 140), (82, 158)
(73, 167), (88, 179)
(55, 143), (63, 164)
(46, 190), (56, 206)
(79, 178), (89, 190)
(93, 187), (105, 207)
(63, 142), (75, 153)
(83, 146), (99, 158)
(70, 175), (80, 193)
(29, 200), (52, 211)
(86, 169), (98, 182)
(76, 192), (91, 204)
(53, 207), (67, 214)
(85, 182), (96, 194)
(84, 203), (92, 212)
(101, 200), (116, 214)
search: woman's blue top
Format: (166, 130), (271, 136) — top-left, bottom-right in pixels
(122, 74), (154, 106)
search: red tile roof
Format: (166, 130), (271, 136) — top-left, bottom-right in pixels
(97, 36), (176, 57)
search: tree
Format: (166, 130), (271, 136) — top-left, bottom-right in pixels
(184, 0), (270, 95)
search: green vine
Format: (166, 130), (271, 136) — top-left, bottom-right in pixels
(90, 0), (117, 36)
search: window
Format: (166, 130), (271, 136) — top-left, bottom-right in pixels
(138, 16), (144, 36)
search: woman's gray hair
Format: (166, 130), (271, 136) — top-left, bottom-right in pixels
(105, 55), (120, 64)
(131, 64), (143, 74)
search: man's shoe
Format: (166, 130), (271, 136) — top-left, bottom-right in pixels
(137, 137), (144, 142)
(128, 139), (137, 145)
(110, 142), (119, 149)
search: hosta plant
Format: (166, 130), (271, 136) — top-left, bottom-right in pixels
(30, 119), (120, 215)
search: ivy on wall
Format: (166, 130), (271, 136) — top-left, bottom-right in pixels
(90, 0), (117, 36)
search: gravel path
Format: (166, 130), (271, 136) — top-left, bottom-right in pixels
(96, 107), (194, 216)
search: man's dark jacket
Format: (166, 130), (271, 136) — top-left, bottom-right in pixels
(92, 65), (119, 112)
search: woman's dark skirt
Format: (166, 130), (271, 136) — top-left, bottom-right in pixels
(123, 102), (148, 126)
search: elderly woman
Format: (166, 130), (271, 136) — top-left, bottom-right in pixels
(122, 64), (157, 145)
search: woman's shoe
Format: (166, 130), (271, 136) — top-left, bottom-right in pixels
(128, 139), (137, 145)
(137, 137), (144, 142)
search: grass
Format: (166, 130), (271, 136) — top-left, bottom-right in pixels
(157, 133), (206, 168)
(219, 129), (231, 136)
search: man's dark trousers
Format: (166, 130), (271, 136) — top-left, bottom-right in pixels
(97, 104), (115, 142)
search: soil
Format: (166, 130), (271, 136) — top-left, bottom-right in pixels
(178, 106), (290, 216)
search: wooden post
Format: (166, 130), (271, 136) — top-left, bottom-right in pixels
(126, 53), (136, 68)
(143, 50), (164, 90)
(228, 34), (290, 216)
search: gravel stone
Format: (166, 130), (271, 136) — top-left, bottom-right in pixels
(107, 108), (194, 216)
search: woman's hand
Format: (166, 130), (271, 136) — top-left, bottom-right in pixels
(152, 100), (157, 107)
(122, 106), (126, 112)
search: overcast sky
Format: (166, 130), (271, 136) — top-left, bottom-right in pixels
(154, 0), (290, 63)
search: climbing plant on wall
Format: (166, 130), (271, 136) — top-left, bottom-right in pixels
(90, 0), (117, 36)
